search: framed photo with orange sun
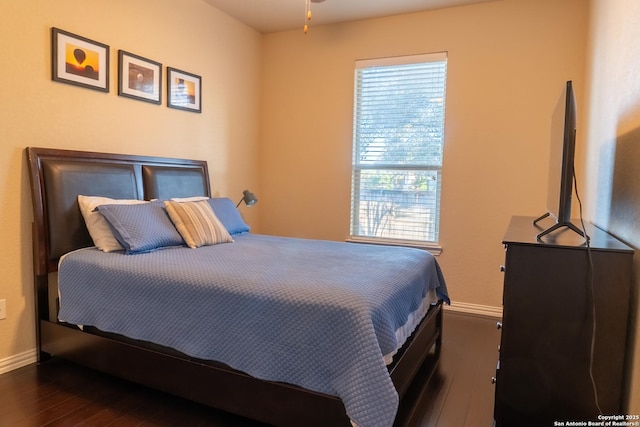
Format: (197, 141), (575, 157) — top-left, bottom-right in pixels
(118, 50), (162, 105)
(167, 67), (201, 113)
(51, 28), (109, 92)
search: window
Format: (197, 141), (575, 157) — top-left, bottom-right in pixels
(350, 52), (447, 247)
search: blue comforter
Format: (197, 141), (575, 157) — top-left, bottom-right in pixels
(58, 234), (449, 427)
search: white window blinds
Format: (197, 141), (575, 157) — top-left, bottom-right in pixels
(350, 52), (447, 244)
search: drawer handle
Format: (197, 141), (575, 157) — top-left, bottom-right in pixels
(491, 376), (497, 384)
(500, 265), (506, 272)
(496, 322), (502, 330)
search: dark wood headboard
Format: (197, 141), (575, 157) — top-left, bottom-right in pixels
(26, 147), (210, 323)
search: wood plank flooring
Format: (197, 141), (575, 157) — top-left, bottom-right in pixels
(0, 311), (500, 427)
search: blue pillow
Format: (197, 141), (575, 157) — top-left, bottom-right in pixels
(208, 198), (250, 235)
(97, 201), (184, 253)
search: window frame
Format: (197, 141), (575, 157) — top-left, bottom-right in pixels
(348, 52), (447, 254)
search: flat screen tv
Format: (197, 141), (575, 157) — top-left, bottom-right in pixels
(533, 80), (587, 240)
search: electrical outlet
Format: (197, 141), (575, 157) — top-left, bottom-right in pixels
(0, 299), (6, 320)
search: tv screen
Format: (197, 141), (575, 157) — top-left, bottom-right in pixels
(534, 80), (586, 240)
(547, 80), (576, 223)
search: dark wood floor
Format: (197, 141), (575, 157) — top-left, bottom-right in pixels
(0, 311), (500, 427)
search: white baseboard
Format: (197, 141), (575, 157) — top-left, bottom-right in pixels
(0, 348), (38, 375)
(444, 301), (503, 319)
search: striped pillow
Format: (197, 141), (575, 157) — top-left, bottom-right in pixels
(164, 200), (233, 248)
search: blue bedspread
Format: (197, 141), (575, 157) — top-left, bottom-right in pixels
(58, 234), (449, 427)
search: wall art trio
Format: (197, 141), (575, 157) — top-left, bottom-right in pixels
(51, 27), (202, 113)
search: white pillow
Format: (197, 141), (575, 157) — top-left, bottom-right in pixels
(77, 195), (148, 252)
(170, 196), (210, 202)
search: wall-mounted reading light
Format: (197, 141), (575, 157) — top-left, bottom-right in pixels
(236, 190), (258, 208)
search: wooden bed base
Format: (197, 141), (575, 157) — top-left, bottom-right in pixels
(26, 147), (444, 426)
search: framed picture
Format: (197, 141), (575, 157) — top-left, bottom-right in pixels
(118, 50), (162, 104)
(167, 67), (201, 113)
(51, 27), (109, 92)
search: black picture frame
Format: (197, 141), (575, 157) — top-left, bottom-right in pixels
(51, 27), (109, 92)
(167, 67), (201, 113)
(118, 50), (162, 105)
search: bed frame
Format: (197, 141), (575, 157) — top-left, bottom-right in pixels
(26, 146), (444, 427)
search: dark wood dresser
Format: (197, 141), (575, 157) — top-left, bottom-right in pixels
(494, 216), (634, 426)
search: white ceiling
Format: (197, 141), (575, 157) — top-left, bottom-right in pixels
(202, 0), (496, 34)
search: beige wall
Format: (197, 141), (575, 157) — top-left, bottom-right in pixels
(259, 0), (588, 309)
(584, 0), (640, 412)
(0, 0), (262, 365)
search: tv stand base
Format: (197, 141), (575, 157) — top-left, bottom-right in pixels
(532, 212), (589, 241)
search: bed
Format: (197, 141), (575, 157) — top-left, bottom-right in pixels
(26, 147), (449, 427)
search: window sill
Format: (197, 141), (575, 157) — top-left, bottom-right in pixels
(346, 237), (443, 256)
